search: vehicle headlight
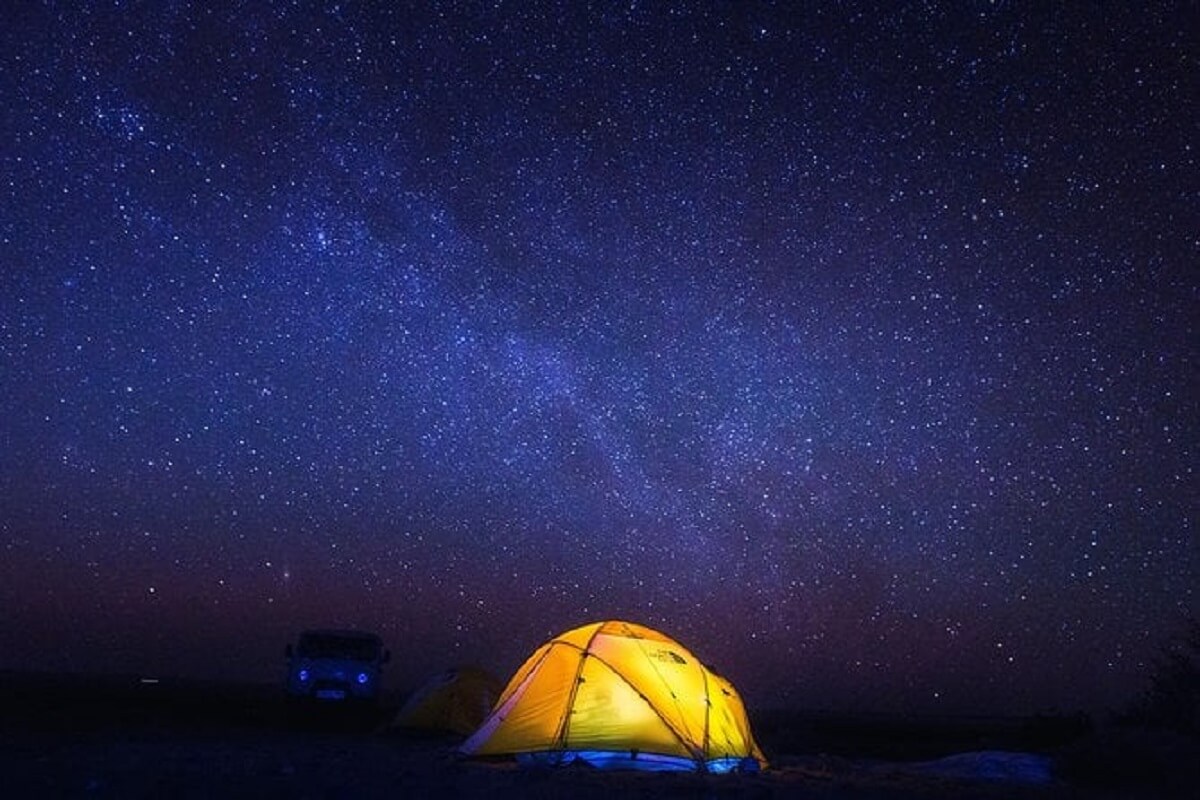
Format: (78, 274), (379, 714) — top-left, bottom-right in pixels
(298, 669), (310, 682)
(356, 672), (369, 685)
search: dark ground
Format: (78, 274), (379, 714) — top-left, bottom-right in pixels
(1, 672), (1195, 798)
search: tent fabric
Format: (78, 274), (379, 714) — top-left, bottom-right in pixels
(458, 620), (767, 772)
(392, 666), (503, 735)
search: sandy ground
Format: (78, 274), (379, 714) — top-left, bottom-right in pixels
(0, 723), (1124, 800)
(1, 675), (1192, 798)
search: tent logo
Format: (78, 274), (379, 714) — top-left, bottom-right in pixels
(651, 649), (687, 665)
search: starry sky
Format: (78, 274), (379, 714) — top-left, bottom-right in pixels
(1, 2), (1195, 716)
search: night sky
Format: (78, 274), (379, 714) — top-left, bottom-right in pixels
(2, 2), (1195, 716)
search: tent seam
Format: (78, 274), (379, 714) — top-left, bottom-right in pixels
(553, 639), (699, 761)
(553, 622), (605, 750)
(459, 646), (553, 754)
(619, 622), (706, 764)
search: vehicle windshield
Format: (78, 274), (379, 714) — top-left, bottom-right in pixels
(296, 633), (381, 660)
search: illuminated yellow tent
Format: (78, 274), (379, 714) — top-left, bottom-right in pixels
(458, 620), (767, 772)
(392, 666), (503, 735)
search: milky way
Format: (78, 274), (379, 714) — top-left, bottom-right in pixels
(1, 3), (1195, 714)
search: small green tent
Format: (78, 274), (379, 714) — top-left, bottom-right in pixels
(392, 666), (502, 735)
